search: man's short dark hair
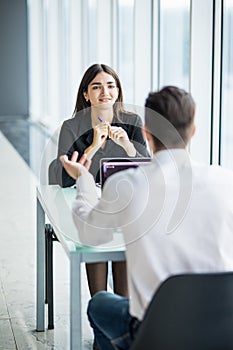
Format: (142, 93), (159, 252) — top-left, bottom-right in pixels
(145, 86), (196, 149)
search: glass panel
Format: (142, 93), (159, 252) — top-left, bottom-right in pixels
(221, 0), (233, 169)
(117, 0), (135, 103)
(159, 0), (190, 90)
(27, 0), (44, 120)
(86, 0), (112, 65)
(88, 0), (98, 62)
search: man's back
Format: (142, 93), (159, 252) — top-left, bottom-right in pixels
(118, 149), (233, 321)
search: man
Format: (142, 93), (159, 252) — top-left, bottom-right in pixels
(60, 86), (233, 350)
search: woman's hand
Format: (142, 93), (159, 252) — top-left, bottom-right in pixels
(109, 126), (136, 156)
(93, 123), (109, 147)
(60, 151), (91, 180)
(84, 123), (109, 160)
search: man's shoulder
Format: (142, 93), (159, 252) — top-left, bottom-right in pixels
(209, 164), (233, 180)
(195, 161), (233, 176)
(192, 161), (233, 187)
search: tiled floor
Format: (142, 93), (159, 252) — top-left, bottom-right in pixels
(0, 118), (94, 349)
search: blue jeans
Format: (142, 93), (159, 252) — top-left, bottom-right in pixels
(87, 291), (141, 350)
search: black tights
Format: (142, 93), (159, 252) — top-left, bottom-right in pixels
(85, 261), (128, 297)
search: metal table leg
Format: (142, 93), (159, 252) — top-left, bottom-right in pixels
(70, 251), (82, 349)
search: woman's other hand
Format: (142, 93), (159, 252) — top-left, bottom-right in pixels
(109, 126), (136, 156)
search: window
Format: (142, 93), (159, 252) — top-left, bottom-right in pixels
(117, 0), (135, 103)
(221, 0), (233, 169)
(28, 0), (233, 172)
(159, 0), (190, 89)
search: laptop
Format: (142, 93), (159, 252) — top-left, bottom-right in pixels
(99, 157), (151, 188)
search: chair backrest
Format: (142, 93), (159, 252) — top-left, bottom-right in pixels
(48, 158), (59, 185)
(130, 272), (233, 350)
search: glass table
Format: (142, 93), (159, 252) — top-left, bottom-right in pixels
(36, 185), (125, 349)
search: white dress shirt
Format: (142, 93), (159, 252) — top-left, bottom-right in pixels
(72, 149), (233, 320)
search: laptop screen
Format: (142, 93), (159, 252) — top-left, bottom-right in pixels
(99, 158), (151, 188)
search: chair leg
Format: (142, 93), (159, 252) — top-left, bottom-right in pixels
(45, 228), (48, 304)
(45, 224), (54, 329)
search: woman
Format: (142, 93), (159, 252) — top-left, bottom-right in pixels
(50, 63), (149, 299)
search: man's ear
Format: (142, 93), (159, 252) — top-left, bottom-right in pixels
(191, 124), (196, 138)
(143, 126), (156, 153)
(143, 126), (152, 141)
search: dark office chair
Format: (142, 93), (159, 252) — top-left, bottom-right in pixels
(130, 272), (233, 350)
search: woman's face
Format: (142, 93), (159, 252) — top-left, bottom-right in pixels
(83, 71), (119, 109)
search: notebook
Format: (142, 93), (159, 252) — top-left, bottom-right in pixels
(99, 157), (151, 188)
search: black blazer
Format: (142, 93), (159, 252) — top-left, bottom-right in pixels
(49, 111), (150, 187)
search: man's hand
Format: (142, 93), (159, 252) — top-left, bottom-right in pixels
(60, 151), (91, 180)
